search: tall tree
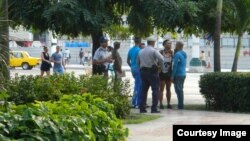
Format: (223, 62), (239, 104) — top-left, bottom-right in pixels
(0, 0), (9, 80)
(230, 0), (250, 72)
(213, 0), (223, 72)
(9, 0), (198, 74)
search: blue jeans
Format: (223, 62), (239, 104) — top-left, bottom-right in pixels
(174, 76), (186, 109)
(131, 68), (142, 106)
(53, 67), (64, 74)
(140, 71), (160, 111)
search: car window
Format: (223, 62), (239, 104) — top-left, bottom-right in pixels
(23, 52), (30, 57)
(13, 52), (22, 58)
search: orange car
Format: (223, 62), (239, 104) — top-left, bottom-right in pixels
(10, 51), (41, 70)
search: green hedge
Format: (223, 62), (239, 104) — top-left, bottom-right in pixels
(1, 73), (131, 118)
(0, 94), (128, 141)
(199, 72), (250, 112)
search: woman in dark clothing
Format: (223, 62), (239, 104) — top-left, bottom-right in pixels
(40, 46), (51, 77)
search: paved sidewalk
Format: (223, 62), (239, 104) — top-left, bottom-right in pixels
(124, 70), (250, 141)
(126, 109), (250, 141)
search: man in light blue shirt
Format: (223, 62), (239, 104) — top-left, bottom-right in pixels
(171, 41), (187, 109)
(51, 46), (66, 74)
(127, 37), (142, 108)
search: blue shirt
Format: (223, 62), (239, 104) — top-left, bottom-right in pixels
(171, 50), (187, 78)
(127, 46), (141, 70)
(51, 52), (63, 69)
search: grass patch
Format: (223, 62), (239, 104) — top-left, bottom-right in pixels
(123, 113), (162, 124)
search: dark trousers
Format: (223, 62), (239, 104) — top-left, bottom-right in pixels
(140, 71), (160, 111)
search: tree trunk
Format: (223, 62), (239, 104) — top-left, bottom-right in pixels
(231, 33), (243, 72)
(0, 0), (10, 80)
(91, 31), (103, 75)
(213, 0), (223, 72)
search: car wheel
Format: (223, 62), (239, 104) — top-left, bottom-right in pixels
(22, 63), (30, 70)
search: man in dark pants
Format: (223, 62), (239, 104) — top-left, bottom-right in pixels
(138, 36), (164, 113)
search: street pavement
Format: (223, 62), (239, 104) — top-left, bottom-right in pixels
(10, 64), (250, 141)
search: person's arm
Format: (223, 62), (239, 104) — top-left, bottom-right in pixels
(41, 53), (50, 63)
(154, 50), (164, 66)
(127, 51), (131, 67)
(171, 53), (180, 81)
(50, 54), (55, 63)
(136, 54), (140, 67)
(62, 56), (66, 69)
(92, 50), (112, 65)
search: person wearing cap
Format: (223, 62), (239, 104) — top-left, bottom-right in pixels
(112, 42), (123, 80)
(171, 41), (187, 109)
(93, 36), (113, 77)
(138, 36), (164, 113)
(127, 37), (142, 108)
(159, 39), (173, 109)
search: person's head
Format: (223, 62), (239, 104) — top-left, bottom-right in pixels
(56, 46), (61, 53)
(174, 41), (184, 53)
(99, 36), (109, 48)
(163, 39), (172, 50)
(43, 46), (48, 52)
(80, 48), (82, 51)
(146, 36), (156, 47)
(107, 46), (113, 52)
(201, 50), (204, 53)
(134, 37), (141, 45)
(114, 42), (121, 50)
(140, 43), (145, 49)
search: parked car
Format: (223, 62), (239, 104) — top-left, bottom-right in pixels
(10, 51), (41, 70)
(243, 50), (250, 56)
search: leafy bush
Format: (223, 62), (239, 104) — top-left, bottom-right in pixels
(80, 75), (131, 118)
(199, 72), (250, 112)
(2, 74), (131, 118)
(0, 94), (128, 140)
(6, 75), (61, 104)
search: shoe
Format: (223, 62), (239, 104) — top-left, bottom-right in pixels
(160, 104), (164, 109)
(167, 105), (172, 109)
(151, 110), (160, 113)
(131, 105), (136, 108)
(140, 109), (147, 113)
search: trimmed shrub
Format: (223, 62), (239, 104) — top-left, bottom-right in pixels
(2, 74), (131, 118)
(0, 94), (128, 141)
(199, 72), (250, 112)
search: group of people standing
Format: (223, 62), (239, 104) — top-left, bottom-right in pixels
(127, 37), (187, 113)
(42, 36), (187, 114)
(92, 36), (123, 79)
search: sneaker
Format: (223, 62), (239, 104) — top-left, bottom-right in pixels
(140, 109), (147, 113)
(167, 105), (172, 109)
(131, 105), (136, 108)
(160, 104), (164, 109)
(151, 110), (160, 113)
